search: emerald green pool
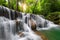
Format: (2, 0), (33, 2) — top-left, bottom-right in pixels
(40, 27), (60, 40)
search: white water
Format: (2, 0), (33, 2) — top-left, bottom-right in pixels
(0, 16), (42, 40)
(0, 14), (58, 40)
(0, 6), (59, 40)
(36, 15), (59, 30)
(0, 14), (59, 40)
(30, 14), (59, 30)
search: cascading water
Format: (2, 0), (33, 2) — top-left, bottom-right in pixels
(34, 15), (59, 30)
(30, 14), (59, 30)
(0, 16), (42, 40)
(0, 6), (59, 40)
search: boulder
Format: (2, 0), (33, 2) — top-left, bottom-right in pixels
(29, 19), (36, 30)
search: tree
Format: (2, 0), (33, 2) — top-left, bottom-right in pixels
(8, 0), (10, 8)
(16, 0), (18, 11)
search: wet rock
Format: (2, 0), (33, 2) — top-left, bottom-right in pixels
(29, 19), (36, 30)
(0, 6), (18, 20)
(34, 31), (48, 40)
(18, 32), (25, 37)
(16, 19), (24, 33)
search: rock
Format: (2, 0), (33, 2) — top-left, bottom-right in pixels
(18, 32), (25, 37)
(29, 19), (36, 30)
(34, 31), (48, 40)
(16, 19), (24, 33)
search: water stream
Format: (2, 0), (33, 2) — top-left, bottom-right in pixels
(0, 6), (59, 40)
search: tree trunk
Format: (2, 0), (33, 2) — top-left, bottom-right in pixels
(16, 0), (18, 11)
(8, 0), (10, 8)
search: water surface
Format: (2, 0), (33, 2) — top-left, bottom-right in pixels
(40, 26), (60, 40)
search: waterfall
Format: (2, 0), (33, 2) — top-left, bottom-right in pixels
(0, 6), (59, 40)
(0, 16), (42, 40)
(30, 14), (59, 30)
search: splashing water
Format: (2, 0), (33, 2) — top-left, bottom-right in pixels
(35, 15), (59, 30)
(0, 6), (59, 40)
(0, 16), (42, 40)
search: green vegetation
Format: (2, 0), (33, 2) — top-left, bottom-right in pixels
(0, 0), (60, 24)
(46, 12), (60, 24)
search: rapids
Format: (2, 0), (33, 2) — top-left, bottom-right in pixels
(0, 17), (42, 40)
(0, 6), (59, 40)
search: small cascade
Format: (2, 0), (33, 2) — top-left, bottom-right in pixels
(30, 14), (59, 30)
(0, 6), (59, 40)
(0, 17), (42, 40)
